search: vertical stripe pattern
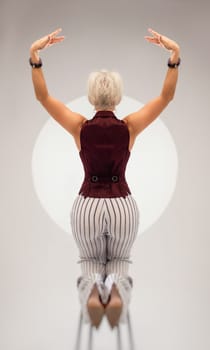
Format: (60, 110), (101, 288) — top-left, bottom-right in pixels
(70, 194), (140, 323)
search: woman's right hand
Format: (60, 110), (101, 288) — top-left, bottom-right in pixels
(30, 28), (65, 58)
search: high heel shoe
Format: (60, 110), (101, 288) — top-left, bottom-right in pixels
(105, 283), (123, 328)
(87, 283), (105, 328)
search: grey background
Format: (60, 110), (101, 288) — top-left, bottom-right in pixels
(1, 0), (210, 349)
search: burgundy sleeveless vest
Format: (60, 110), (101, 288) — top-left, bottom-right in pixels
(78, 110), (132, 198)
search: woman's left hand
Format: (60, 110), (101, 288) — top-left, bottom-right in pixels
(144, 28), (180, 53)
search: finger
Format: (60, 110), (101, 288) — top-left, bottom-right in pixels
(49, 36), (65, 41)
(54, 35), (65, 40)
(148, 28), (159, 35)
(144, 36), (157, 40)
(148, 28), (161, 37)
(47, 31), (64, 44)
(144, 38), (163, 47)
(44, 37), (65, 48)
(144, 36), (159, 42)
(49, 28), (62, 37)
(146, 30), (164, 45)
(48, 36), (65, 44)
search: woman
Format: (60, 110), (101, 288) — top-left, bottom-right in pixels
(29, 27), (180, 329)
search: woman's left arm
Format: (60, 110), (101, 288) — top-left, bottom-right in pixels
(158, 32), (180, 101)
(123, 28), (180, 137)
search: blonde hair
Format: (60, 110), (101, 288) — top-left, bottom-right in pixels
(87, 69), (123, 111)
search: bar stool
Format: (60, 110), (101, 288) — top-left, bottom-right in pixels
(74, 304), (135, 350)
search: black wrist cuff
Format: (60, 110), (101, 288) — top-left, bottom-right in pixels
(167, 57), (181, 68)
(29, 57), (43, 68)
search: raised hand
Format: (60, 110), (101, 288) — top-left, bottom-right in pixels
(30, 28), (65, 53)
(144, 28), (179, 52)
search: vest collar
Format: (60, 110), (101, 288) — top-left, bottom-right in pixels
(94, 110), (116, 118)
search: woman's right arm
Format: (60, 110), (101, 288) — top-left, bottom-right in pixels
(30, 49), (49, 101)
(29, 28), (86, 137)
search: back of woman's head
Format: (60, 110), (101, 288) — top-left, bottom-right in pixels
(87, 69), (123, 111)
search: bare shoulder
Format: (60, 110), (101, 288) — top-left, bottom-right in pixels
(122, 95), (171, 136)
(39, 94), (88, 135)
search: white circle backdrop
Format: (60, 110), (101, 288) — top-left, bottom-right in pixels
(31, 95), (178, 235)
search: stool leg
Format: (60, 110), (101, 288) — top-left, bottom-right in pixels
(116, 324), (122, 350)
(88, 324), (93, 350)
(74, 310), (83, 350)
(127, 310), (135, 350)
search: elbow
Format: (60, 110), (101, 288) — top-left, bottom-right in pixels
(36, 94), (41, 102)
(161, 88), (176, 103)
(34, 93), (44, 102)
(36, 93), (49, 103)
(167, 94), (174, 103)
(33, 88), (49, 102)
(161, 91), (175, 104)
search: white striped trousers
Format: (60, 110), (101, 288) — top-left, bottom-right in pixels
(70, 194), (140, 323)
